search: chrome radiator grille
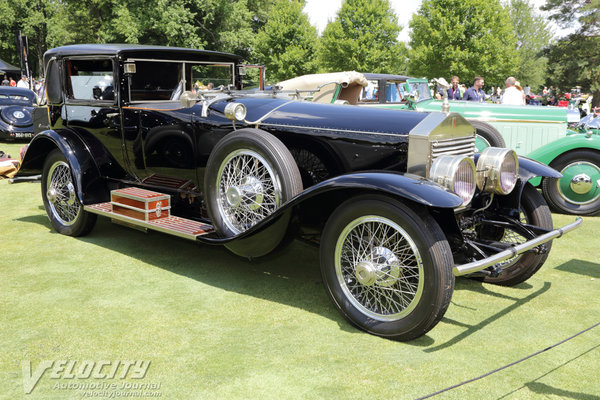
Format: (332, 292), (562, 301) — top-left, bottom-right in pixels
(430, 136), (476, 162)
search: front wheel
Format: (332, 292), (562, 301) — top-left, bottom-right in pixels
(542, 150), (600, 215)
(41, 149), (97, 236)
(320, 195), (454, 341)
(481, 182), (553, 286)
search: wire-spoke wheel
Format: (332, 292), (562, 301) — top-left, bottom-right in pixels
(41, 149), (96, 236)
(216, 149), (282, 234)
(205, 129), (302, 255)
(480, 182), (553, 286)
(335, 216), (424, 320)
(320, 195), (454, 341)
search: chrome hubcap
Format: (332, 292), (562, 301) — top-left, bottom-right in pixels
(335, 216), (423, 321)
(570, 173), (593, 194)
(216, 149), (281, 234)
(557, 161), (600, 205)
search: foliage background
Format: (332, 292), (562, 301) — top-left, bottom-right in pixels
(0, 0), (597, 101)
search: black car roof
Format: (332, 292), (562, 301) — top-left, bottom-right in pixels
(362, 73), (416, 81)
(0, 86), (36, 99)
(44, 44), (242, 64)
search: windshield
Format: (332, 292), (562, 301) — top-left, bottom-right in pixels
(588, 115), (600, 129)
(405, 80), (432, 102)
(579, 113), (595, 127)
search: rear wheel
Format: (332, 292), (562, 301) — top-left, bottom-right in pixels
(481, 183), (553, 286)
(320, 195), (454, 341)
(542, 150), (600, 215)
(41, 149), (96, 236)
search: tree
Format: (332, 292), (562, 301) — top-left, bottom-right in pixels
(508, 0), (552, 91)
(408, 0), (518, 87)
(255, 0), (319, 82)
(319, 0), (407, 74)
(0, 0), (71, 77)
(542, 0), (600, 106)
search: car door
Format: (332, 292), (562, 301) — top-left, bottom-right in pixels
(61, 57), (126, 170)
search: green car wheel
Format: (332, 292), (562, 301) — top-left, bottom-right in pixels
(542, 149), (600, 215)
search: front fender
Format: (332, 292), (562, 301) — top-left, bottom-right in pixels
(526, 133), (600, 166)
(17, 129), (118, 205)
(199, 171), (462, 248)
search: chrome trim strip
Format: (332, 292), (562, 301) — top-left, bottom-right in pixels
(469, 117), (564, 124)
(453, 217), (583, 276)
(246, 101), (296, 125)
(257, 122), (403, 137)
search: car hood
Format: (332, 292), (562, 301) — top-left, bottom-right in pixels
(209, 97), (430, 138)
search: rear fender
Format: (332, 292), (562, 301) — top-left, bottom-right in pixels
(18, 129), (123, 204)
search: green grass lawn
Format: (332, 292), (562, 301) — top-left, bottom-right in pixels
(1, 141), (599, 399)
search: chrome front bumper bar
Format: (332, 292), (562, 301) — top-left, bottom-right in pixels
(453, 217), (583, 276)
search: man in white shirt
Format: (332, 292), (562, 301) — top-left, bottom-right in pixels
(16, 75), (29, 89)
(501, 77), (524, 105)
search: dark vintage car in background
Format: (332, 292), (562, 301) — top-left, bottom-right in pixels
(0, 86), (36, 140)
(16, 44), (581, 340)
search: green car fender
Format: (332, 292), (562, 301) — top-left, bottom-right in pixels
(526, 134), (600, 186)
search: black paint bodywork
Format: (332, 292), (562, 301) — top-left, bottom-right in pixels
(18, 44), (561, 258)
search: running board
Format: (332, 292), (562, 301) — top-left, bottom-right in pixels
(84, 187), (213, 240)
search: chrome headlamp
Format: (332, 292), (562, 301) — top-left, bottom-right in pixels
(429, 155), (476, 206)
(224, 102), (247, 121)
(476, 147), (519, 195)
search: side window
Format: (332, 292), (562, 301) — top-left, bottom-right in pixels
(360, 80), (379, 101)
(129, 61), (182, 101)
(65, 58), (114, 102)
(386, 82), (405, 103)
(126, 61), (234, 102)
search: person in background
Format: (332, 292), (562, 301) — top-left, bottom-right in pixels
(1, 75), (8, 86)
(515, 81), (526, 105)
(463, 76), (486, 102)
(445, 75), (462, 100)
(16, 75), (28, 89)
(501, 76), (524, 105)
(9, 77), (16, 87)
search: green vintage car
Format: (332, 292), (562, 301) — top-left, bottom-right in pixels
(277, 73), (600, 215)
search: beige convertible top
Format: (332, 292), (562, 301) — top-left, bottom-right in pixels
(276, 71), (368, 104)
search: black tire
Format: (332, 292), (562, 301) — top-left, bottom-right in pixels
(204, 128), (302, 237)
(41, 149), (97, 236)
(481, 183), (553, 286)
(541, 150), (600, 215)
(468, 120), (506, 149)
(320, 195), (454, 341)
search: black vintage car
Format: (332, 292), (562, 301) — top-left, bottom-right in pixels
(17, 44), (581, 341)
(0, 86), (36, 140)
